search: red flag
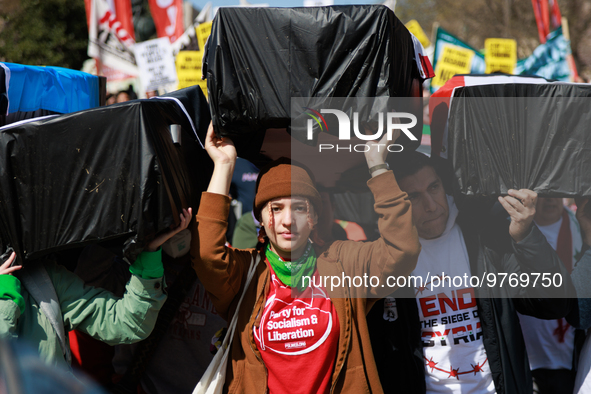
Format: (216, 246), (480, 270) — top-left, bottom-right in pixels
(113, 0), (135, 40)
(549, 0), (562, 29)
(85, 0), (91, 27)
(568, 55), (580, 81)
(86, 0), (138, 76)
(84, 0), (135, 40)
(532, 0), (549, 43)
(532, 0), (563, 43)
(148, 0), (184, 43)
(540, 0), (550, 37)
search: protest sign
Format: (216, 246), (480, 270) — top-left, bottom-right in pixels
(431, 27), (485, 92)
(196, 21), (212, 52)
(431, 44), (474, 90)
(86, 0), (138, 75)
(148, 0), (184, 43)
(176, 51), (208, 96)
(405, 19), (431, 49)
(134, 37), (178, 91)
(485, 38), (517, 74)
(430, 27), (574, 93)
(173, 20), (213, 95)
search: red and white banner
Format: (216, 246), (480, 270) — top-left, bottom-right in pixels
(96, 59), (136, 82)
(112, 0), (135, 40)
(86, 0), (138, 76)
(148, 0), (185, 44)
(549, 0), (562, 30)
(531, 0), (563, 44)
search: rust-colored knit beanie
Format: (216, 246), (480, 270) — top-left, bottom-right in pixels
(253, 158), (322, 221)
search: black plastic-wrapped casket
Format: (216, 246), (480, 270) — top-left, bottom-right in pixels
(0, 86), (211, 264)
(203, 5), (425, 158)
(448, 82), (591, 197)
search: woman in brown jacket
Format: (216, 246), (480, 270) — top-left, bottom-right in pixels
(191, 124), (420, 394)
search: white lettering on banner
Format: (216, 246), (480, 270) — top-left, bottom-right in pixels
(266, 317), (311, 330)
(88, 0), (138, 74)
(165, 6), (178, 36)
(99, 9), (134, 47)
(149, 0), (180, 42)
(268, 328), (315, 341)
(254, 275), (334, 356)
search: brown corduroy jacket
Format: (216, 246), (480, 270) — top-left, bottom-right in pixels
(191, 170), (420, 393)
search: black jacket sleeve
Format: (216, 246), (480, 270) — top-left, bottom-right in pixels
(567, 246), (591, 329)
(464, 213), (576, 319)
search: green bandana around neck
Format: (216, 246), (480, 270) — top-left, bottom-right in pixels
(265, 241), (316, 290)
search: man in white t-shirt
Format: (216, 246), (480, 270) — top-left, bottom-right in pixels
(368, 152), (575, 394)
(518, 197), (583, 394)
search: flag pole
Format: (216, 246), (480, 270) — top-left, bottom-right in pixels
(561, 17), (580, 82)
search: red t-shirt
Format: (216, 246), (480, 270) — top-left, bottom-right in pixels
(254, 263), (340, 394)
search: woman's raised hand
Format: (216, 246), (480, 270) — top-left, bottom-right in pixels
(204, 122), (237, 166)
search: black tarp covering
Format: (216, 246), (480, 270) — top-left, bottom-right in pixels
(203, 5), (422, 158)
(448, 83), (591, 197)
(0, 86), (211, 264)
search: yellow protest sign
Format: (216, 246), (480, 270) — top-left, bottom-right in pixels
(431, 44), (474, 89)
(176, 50), (207, 97)
(485, 38), (516, 74)
(405, 19), (431, 49)
(196, 21), (213, 52)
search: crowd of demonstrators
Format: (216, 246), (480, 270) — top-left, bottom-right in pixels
(67, 244), (132, 387)
(191, 123), (420, 393)
(105, 85), (139, 105)
(60, 240), (226, 394)
(226, 157), (260, 246)
(231, 210), (261, 248)
(568, 198), (591, 393)
(110, 253), (226, 394)
(1, 111), (590, 394)
(518, 197), (583, 393)
(231, 187), (347, 250)
(0, 338), (108, 394)
(145, 90), (159, 98)
(368, 151), (575, 394)
(230, 157), (260, 218)
(0, 208), (192, 371)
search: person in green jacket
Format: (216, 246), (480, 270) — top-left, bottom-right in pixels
(0, 207), (192, 371)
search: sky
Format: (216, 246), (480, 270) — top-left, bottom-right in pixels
(189, 0), (383, 10)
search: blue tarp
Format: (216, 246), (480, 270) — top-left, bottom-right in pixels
(0, 62), (101, 115)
